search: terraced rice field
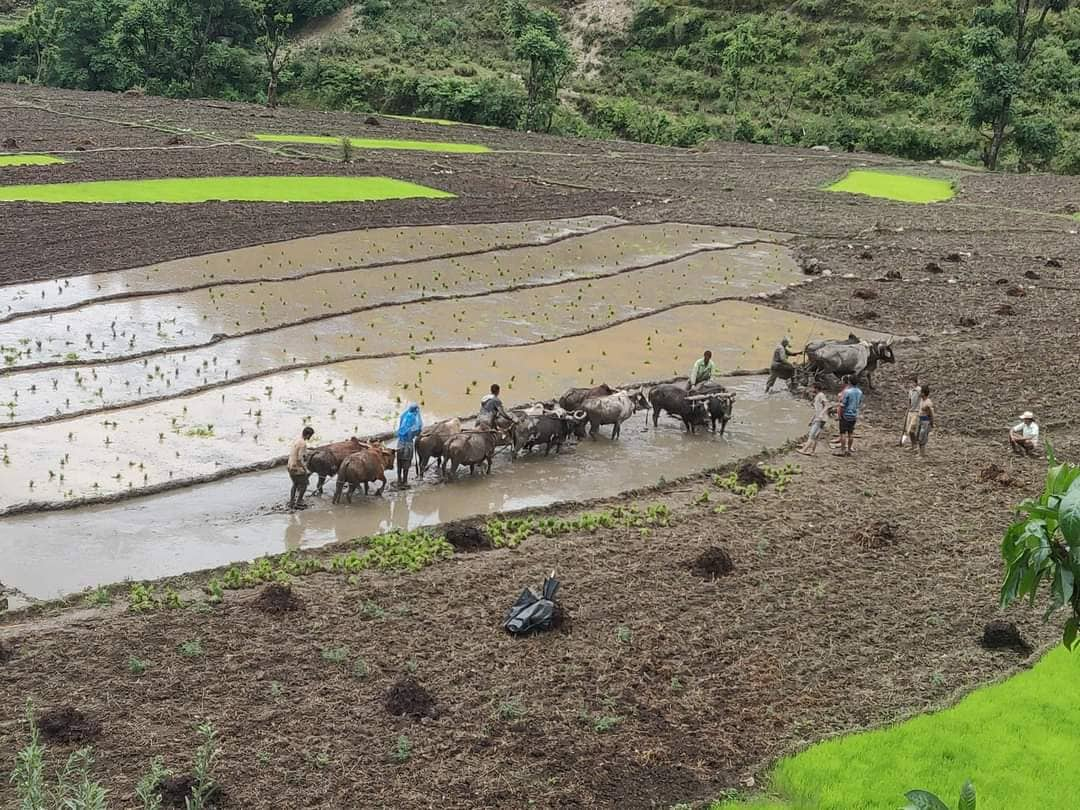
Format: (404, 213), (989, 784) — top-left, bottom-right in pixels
(0, 176), (454, 203)
(251, 133), (492, 153)
(826, 169), (956, 203)
(0, 154), (67, 167)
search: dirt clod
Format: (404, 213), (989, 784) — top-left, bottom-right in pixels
(159, 774), (223, 808)
(884, 269), (902, 280)
(852, 288), (878, 300)
(852, 521), (899, 549)
(1023, 270), (1040, 280)
(995, 304), (1016, 316)
(164, 135), (184, 146)
(1, 137), (18, 149)
(443, 523), (492, 552)
(944, 252), (963, 263)
(958, 315), (978, 327)
(799, 256), (822, 275)
(924, 261), (943, 274)
(385, 676), (437, 719)
(857, 250), (873, 260)
(1006, 286), (1026, 297)
(364, 116), (380, 126)
(853, 309), (879, 322)
(1045, 258), (1062, 268)
(688, 547), (735, 580)
(981, 620), (1030, 653)
(0, 638), (14, 664)
(252, 582), (302, 614)
(978, 464), (1006, 483)
(37, 706), (101, 744)
(736, 463), (769, 488)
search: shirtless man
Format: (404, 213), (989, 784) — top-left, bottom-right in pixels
(915, 385), (935, 458)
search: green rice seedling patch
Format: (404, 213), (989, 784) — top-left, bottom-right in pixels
(713, 645), (1080, 810)
(0, 176), (454, 203)
(251, 132), (491, 153)
(0, 154), (67, 168)
(384, 114), (460, 126)
(826, 170), (955, 203)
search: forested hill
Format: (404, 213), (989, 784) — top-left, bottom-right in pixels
(1, 0), (1079, 172)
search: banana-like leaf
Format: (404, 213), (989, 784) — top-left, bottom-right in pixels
(1059, 478), (1080, 547)
(959, 779), (976, 810)
(903, 790), (951, 810)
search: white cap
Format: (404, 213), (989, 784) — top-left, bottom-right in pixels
(1020, 411), (1035, 420)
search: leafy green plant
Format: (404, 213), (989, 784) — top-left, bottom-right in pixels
(495, 697), (525, 721)
(1000, 447), (1080, 648)
(329, 529), (453, 573)
(321, 646), (349, 664)
(903, 779), (976, 809)
(86, 586), (112, 607)
(128, 656), (150, 675)
(186, 722), (221, 810)
(591, 714), (622, 733)
(135, 757), (171, 810)
(178, 638), (204, 658)
(391, 735), (412, 764)
(128, 583), (158, 612)
(10, 700), (45, 809)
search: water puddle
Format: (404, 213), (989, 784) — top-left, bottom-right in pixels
(0, 302), (881, 509)
(0, 224), (786, 369)
(1, 243), (799, 424)
(0, 377), (806, 599)
(0, 216), (621, 321)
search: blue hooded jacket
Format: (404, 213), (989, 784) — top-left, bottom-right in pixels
(397, 404), (423, 444)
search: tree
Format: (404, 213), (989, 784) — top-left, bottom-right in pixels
(999, 448), (1080, 649)
(502, 1), (574, 132)
(251, 1), (292, 107)
(19, 4), (65, 83)
(966, 0), (1072, 170)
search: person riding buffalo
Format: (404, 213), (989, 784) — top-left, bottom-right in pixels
(478, 384), (513, 428)
(765, 337), (803, 393)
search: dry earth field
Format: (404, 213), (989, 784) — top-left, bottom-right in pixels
(1, 84), (1079, 808)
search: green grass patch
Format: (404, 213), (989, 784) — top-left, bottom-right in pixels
(251, 133), (490, 153)
(0, 176), (454, 203)
(713, 646), (1080, 810)
(0, 154), (68, 168)
(826, 170), (955, 203)
(384, 114), (461, 126)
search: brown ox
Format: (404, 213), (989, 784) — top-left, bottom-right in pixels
(333, 444), (396, 502)
(307, 436), (368, 495)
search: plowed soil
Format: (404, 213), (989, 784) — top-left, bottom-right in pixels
(2, 84), (1079, 808)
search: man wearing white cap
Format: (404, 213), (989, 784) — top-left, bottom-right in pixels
(1009, 411), (1039, 456)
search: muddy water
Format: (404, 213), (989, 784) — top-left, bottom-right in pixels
(0, 224), (787, 368)
(0, 216), (620, 321)
(0, 302), (882, 509)
(0, 377), (805, 599)
(1, 244), (800, 424)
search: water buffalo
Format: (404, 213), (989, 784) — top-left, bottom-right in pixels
(415, 418), (462, 475)
(804, 336), (895, 389)
(513, 409), (588, 455)
(692, 382), (736, 435)
(444, 428), (506, 478)
(648, 383), (708, 433)
(581, 389), (649, 440)
(332, 444), (396, 502)
(558, 384), (615, 411)
(307, 436), (367, 495)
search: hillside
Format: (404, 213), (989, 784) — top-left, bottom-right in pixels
(1, 0), (1079, 169)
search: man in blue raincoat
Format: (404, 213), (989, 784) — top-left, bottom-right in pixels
(395, 403), (423, 487)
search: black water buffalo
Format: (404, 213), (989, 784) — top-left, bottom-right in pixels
(648, 383), (708, 433)
(513, 409), (588, 455)
(558, 384), (615, 411)
(804, 336), (895, 389)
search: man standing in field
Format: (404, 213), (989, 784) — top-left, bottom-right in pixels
(395, 403), (423, 488)
(765, 337), (802, 393)
(287, 425), (315, 510)
(902, 374), (921, 447)
(688, 350), (717, 390)
(1009, 411), (1039, 456)
(798, 381), (829, 456)
(916, 385), (935, 458)
(835, 375), (863, 457)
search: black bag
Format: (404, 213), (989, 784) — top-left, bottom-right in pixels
(504, 577), (560, 635)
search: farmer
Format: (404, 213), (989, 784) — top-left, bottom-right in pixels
(688, 350), (717, 390)
(478, 383), (512, 428)
(395, 403), (423, 487)
(1009, 411), (1040, 456)
(798, 381), (829, 456)
(765, 337), (802, 393)
(287, 425), (315, 510)
(902, 374), (921, 447)
(835, 375), (863, 457)
(916, 385), (935, 458)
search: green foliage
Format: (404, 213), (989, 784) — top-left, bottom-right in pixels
(185, 722), (221, 810)
(177, 637), (204, 658)
(329, 528), (453, 573)
(220, 550), (324, 589)
(391, 735), (412, 763)
(903, 779), (976, 810)
(1000, 446), (1080, 648)
(485, 503), (672, 548)
(134, 757), (171, 810)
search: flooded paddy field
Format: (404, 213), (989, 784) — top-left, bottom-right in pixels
(0, 376), (803, 599)
(0, 224), (790, 370)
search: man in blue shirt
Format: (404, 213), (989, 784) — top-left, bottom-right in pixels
(836, 375), (863, 457)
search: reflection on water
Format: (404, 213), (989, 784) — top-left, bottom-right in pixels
(0, 378), (806, 599)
